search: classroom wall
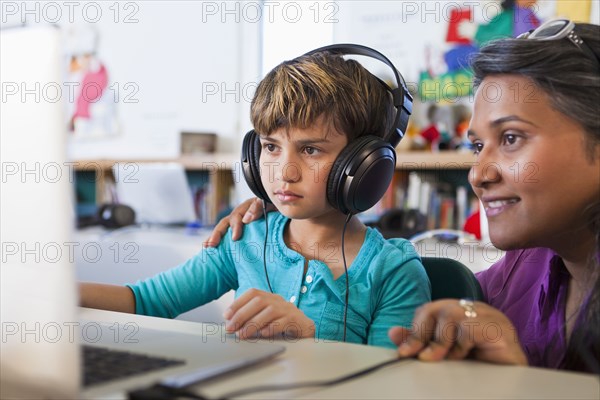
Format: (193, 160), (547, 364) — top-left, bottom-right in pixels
(6, 1), (261, 159)
(8, 0), (593, 160)
(67, 2), (260, 159)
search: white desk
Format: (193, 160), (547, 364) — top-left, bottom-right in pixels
(81, 308), (599, 400)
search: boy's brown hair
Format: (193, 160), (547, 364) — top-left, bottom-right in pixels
(251, 51), (396, 141)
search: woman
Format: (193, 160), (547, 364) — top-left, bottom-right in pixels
(208, 20), (600, 373)
(389, 19), (600, 373)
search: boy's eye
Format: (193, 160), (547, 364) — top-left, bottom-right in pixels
(264, 143), (276, 152)
(304, 146), (318, 155)
(469, 142), (483, 154)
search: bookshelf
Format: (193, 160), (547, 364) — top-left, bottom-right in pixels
(73, 154), (239, 226)
(73, 151), (476, 227)
(377, 151), (477, 231)
(395, 151), (475, 169)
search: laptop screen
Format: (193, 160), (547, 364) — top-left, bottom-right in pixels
(1, 26), (286, 399)
(113, 162), (197, 225)
(1, 25), (80, 398)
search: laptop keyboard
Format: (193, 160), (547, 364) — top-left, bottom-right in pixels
(82, 345), (185, 387)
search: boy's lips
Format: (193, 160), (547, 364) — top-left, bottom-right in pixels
(274, 190), (303, 202)
(481, 196), (520, 217)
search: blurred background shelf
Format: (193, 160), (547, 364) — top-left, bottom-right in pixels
(73, 151), (477, 228)
(395, 151), (476, 169)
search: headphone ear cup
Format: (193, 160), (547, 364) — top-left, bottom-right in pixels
(327, 135), (396, 214)
(241, 130), (271, 202)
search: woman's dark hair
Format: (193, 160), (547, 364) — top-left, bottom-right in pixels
(564, 204), (600, 374)
(471, 23), (600, 155)
(470, 23), (600, 373)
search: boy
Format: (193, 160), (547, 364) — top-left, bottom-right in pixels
(80, 48), (430, 348)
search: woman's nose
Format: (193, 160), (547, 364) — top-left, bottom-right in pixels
(469, 154), (502, 189)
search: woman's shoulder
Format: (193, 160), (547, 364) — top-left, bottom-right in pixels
(477, 247), (555, 279)
(476, 247), (556, 302)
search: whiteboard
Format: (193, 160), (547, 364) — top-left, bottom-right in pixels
(333, 1), (451, 85)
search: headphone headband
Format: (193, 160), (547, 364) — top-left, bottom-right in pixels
(242, 43), (413, 215)
(303, 44), (413, 147)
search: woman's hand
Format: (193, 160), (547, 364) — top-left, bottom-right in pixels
(388, 299), (528, 366)
(203, 197), (275, 247)
(223, 288), (316, 340)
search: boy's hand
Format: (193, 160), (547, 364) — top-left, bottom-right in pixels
(223, 288), (316, 340)
(203, 198), (275, 247)
(388, 299), (528, 366)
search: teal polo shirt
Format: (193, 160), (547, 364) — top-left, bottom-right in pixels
(128, 212), (431, 348)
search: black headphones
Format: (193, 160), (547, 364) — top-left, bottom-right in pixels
(241, 44), (413, 215)
(77, 203), (136, 229)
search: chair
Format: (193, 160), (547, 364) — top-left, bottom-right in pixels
(421, 257), (485, 301)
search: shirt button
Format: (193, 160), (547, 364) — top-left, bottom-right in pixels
(305, 275), (313, 283)
(289, 296), (296, 303)
(301, 286), (307, 293)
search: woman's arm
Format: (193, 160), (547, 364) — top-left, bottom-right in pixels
(79, 283), (136, 314)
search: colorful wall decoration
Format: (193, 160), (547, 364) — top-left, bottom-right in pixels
(418, 0), (542, 102)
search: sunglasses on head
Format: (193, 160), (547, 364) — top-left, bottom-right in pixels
(518, 19), (600, 68)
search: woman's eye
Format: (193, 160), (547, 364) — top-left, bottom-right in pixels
(503, 134), (518, 145)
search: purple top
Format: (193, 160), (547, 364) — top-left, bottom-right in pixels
(476, 248), (570, 369)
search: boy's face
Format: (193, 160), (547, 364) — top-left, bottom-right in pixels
(258, 118), (348, 221)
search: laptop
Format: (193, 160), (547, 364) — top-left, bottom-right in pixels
(113, 162), (197, 225)
(0, 25), (284, 399)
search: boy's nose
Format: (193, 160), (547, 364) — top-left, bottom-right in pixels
(276, 161), (301, 182)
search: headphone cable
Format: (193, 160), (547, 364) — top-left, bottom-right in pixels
(262, 200), (274, 293)
(128, 357), (402, 400)
(341, 213), (352, 342)
(262, 203), (351, 339)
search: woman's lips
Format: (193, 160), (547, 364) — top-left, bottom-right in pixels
(483, 198), (520, 217)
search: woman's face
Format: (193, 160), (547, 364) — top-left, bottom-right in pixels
(468, 75), (600, 252)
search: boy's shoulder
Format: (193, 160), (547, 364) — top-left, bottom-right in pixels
(234, 211), (287, 242)
(362, 227), (420, 265)
(357, 228), (426, 285)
